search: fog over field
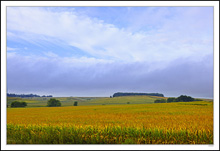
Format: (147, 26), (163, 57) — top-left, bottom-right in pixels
(7, 7), (213, 98)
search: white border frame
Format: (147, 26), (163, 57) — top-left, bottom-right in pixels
(1, 1), (219, 150)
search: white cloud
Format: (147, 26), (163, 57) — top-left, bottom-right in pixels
(7, 7), (213, 64)
(7, 47), (17, 51)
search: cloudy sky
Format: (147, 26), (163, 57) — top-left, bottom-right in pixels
(6, 7), (213, 98)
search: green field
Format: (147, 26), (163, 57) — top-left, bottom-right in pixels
(7, 95), (213, 107)
(7, 95), (170, 107)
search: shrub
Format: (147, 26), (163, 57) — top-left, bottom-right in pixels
(73, 101), (78, 106)
(47, 98), (61, 107)
(11, 101), (27, 107)
(154, 99), (166, 103)
(167, 98), (176, 103)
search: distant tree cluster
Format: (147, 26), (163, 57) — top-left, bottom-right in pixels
(42, 95), (53, 97)
(47, 98), (61, 107)
(175, 95), (195, 102)
(7, 93), (40, 97)
(113, 92), (164, 97)
(11, 101), (27, 107)
(154, 95), (200, 103)
(167, 97), (176, 103)
(7, 93), (53, 98)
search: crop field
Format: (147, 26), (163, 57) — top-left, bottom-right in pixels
(7, 99), (213, 144)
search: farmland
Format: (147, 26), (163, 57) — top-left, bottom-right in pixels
(7, 95), (167, 107)
(7, 96), (213, 144)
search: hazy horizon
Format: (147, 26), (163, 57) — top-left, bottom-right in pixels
(7, 7), (213, 99)
(6, 92), (214, 100)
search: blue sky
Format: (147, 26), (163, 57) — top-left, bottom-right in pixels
(7, 7), (213, 98)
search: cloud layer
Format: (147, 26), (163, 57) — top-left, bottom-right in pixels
(7, 53), (213, 98)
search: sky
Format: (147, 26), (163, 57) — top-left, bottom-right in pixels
(6, 6), (214, 98)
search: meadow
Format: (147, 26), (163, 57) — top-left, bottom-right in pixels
(7, 96), (213, 144)
(7, 95), (166, 107)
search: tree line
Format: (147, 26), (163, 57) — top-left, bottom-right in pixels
(113, 92), (164, 97)
(154, 95), (202, 103)
(7, 93), (53, 98)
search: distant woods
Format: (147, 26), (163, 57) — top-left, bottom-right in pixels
(113, 92), (164, 97)
(7, 93), (53, 98)
(154, 95), (202, 103)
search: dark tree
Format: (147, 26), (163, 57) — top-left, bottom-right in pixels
(11, 101), (27, 107)
(73, 101), (78, 106)
(47, 98), (61, 107)
(176, 95), (195, 102)
(154, 99), (166, 103)
(167, 97), (176, 103)
(21, 102), (27, 107)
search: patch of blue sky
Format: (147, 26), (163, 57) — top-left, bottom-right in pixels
(7, 31), (94, 58)
(72, 7), (139, 29)
(44, 7), (142, 30)
(70, 6), (178, 33)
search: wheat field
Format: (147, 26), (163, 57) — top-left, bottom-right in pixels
(7, 101), (213, 144)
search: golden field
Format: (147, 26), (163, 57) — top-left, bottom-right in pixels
(7, 101), (213, 144)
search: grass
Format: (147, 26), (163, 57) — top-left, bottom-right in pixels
(85, 95), (166, 105)
(7, 97), (48, 107)
(7, 95), (169, 107)
(7, 101), (213, 144)
(7, 96), (213, 107)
